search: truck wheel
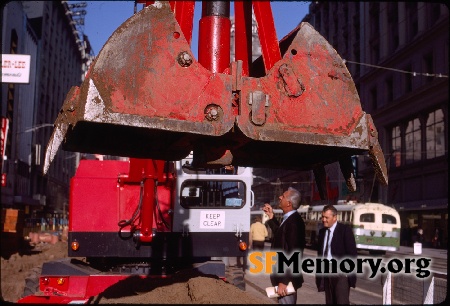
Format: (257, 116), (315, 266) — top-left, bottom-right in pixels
(225, 266), (246, 291)
(22, 266), (42, 297)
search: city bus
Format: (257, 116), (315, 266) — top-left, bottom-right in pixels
(251, 201), (401, 254)
(303, 201), (401, 254)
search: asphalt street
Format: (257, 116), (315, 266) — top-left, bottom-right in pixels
(233, 244), (447, 304)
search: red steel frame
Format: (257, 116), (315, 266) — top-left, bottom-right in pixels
(138, 1), (280, 75)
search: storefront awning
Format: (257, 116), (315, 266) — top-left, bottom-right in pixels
(13, 195), (41, 206)
(393, 198), (448, 211)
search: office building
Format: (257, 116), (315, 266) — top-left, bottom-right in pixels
(1, 1), (93, 222)
(304, 2), (448, 247)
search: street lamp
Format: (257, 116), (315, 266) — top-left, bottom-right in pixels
(22, 123), (54, 133)
(16, 124), (54, 167)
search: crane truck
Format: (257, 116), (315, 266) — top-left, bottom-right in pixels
(18, 1), (388, 303)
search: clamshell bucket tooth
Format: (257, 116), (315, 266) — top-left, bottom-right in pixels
(44, 2), (387, 186)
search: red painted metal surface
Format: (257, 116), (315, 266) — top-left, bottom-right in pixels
(198, 2), (231, 74)
(252, 1), (281, 72)
(172, 1), (195, 45)
(139, 160), (157, 242)
(198, 15), (231, 73)
(44, 1), (387, 183)
(18, 295), (88, 304)
(70, 161), (128, 232)
(70, 160), (174, 233)
(233, 1), (251, 76)
(18, 274), (169, 304)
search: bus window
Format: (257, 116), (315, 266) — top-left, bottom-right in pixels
(382, 214), (397, 224)
(360, 213), (375, 223)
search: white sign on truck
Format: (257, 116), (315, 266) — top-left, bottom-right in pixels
(199, 210), (225, 229)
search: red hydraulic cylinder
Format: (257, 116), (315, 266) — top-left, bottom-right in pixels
(140, 173), (155, 243)
(124, 158), (165, 243)
(198, 2), (231, 73)
(139, 159), (165, 243)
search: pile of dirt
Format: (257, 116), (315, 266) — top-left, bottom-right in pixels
(1, 241), (68, 303)
(1, 241), (272, 304)
(89, 268), (267, 304)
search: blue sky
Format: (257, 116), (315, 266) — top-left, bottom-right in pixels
(79, 1), (311, 57)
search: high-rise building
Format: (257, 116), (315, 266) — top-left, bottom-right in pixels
(304, 2), (448, 247)
(1, 1), (93, 222)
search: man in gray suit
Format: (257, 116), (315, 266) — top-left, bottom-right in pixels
(263, 187), (306, 304)
(315, 204), (357, 304)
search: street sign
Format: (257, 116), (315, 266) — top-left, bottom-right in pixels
(1, 54), (31, 83)
(1, 117), (9, 169)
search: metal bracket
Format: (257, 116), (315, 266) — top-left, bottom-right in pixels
(231, 60), (243, 92)
(248, 91), (269, 126)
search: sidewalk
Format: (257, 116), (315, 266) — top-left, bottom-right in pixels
(240, 246), (448, 304)
(394, 245), (448, 260)
(244, 270), (325, 304)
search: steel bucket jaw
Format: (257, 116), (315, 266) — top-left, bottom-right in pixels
(44, 2), (387, 188)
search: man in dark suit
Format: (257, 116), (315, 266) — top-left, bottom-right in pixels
(263, 187), (306, 304)
(315, 204), (357, 304)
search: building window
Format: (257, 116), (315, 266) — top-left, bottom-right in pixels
(353, 14), (360, 38)
(385, 76), (393, 103)
(426, 109), (445, 159)
(370, 87), (377, 110)
(403, 63), (413, 93)
(5, 30), (18, 160)
(370, 41), (380, 64)
(315, 12), (321, 32)
(369, 3), (380, 64)
(406, 2), (418, 41)
(369, 3), (380, 37)
(423, 52), (434, 83)
(429, 3), (441, 27)
(323, 11), (329, 38)
(387, 2), (399, 52)
(391, 126), (401, 167)
(405, 118), (421, 164)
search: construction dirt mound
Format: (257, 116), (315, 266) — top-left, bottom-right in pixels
(1, 241), (272, 304)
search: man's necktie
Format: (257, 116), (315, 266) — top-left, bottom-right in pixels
(323, 228), (330, 258)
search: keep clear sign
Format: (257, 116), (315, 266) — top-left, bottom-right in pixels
(199, 210), (225, 229)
